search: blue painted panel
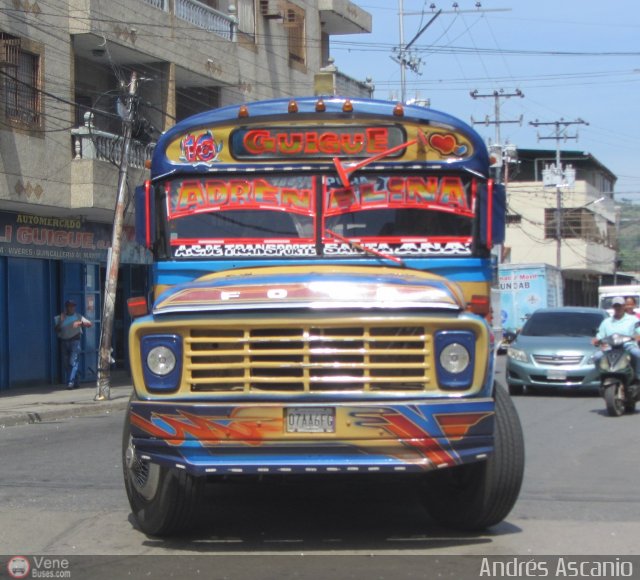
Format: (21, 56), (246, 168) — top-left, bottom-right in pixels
(0, 257), (7, 390)
(7, 258), (53, 387)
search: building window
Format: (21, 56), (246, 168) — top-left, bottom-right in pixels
(544, 208), (609, 244)
(506, 213), (522, 225)
(237, 0), (256, 41)
(284, 2), (305, 68)
(176, 86), (221, 123)
(0, 33), (41, 129)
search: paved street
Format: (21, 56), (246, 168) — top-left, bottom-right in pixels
(2, 368), (640, 574)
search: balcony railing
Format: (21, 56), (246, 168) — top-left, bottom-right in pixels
(143, 0), (236, 41)
(71, 114), (154, 170)
(143, 0), (167, 9)
(335, 70), (374, 99)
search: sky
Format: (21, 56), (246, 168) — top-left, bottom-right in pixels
(330, 0), (640, 201)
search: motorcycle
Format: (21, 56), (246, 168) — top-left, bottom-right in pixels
(596, 334), (640, 417)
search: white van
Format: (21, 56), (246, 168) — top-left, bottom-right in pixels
(598, 284), (640, 315)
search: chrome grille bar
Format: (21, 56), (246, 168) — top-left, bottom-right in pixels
(532, 354), (583, 366)
(185, 325), (432, 393)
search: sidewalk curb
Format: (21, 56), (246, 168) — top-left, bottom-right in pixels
(0, 396), (130, 428)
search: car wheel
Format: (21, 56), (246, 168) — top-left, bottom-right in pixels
(604, 383), (625, 417)
(122, 407), (202, 536)
(421, 383), (525, 530)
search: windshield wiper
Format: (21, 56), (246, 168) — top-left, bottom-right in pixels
(332, 129), (428, 187)
(326, 228), (405, 266)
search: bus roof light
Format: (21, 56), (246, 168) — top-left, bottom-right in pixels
(238, 105), (249, 118)
(288, 100), (299, 113)
(393, 103), (405, 116)
(315, 98), (326, 112)
(342, 99), (353, 113)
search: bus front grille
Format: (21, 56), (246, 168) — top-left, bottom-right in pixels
(185, 325), (432, 393)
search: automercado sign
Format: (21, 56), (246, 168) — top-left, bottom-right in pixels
(0, 211), (150, 264)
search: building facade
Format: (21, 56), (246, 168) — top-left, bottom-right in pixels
(503, 149), (618, 307)
(0, 0), (372, 389)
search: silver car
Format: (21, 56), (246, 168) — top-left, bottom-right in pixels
(506, 307), (608, 395)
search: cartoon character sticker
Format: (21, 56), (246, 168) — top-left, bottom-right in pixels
(180, 130), (224, 164)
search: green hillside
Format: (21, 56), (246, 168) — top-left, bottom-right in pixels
(617, 200), (640, 273)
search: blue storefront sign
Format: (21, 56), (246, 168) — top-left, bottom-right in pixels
(0, 211), (150, 264)
(0, 211), (150, 390)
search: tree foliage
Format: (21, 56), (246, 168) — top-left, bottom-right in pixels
(617, 200), (640, 273)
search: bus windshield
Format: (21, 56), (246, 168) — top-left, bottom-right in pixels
(161, 171), (476, 260)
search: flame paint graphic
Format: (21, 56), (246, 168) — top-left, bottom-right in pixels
(352, 408), (456, 467)
(131, 409), (282, 447)
(352, 407), (492, 467)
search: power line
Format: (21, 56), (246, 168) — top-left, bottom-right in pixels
(470, 88), (524, 182)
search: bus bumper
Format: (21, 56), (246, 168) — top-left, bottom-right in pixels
(127, 398), (495, 476)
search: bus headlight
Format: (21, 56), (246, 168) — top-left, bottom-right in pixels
(141, 335), (182, 392)
(439, 343), (470, 374)
(435, 330), (475, 390)
(147, 346), (176, 376)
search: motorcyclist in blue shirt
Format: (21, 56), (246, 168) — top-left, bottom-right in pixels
(592, 296), (640, 381)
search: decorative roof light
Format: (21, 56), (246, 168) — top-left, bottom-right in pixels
(288, 100), (299, 113)
(315, 98), (326, 112)
(342, 99), (353, 113)
(393, 103), (404, 117)
(238, 105), (249, 118)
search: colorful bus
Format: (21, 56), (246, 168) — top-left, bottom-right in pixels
(123, 96), (524, 536)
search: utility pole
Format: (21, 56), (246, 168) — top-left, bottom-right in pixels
(470, 88), (523, 276)
(95, 71), (139, 401)
(393, 4), (510, 103)
(529, 117), (588, 304)
(470, 89), (524, 184)
(393, 1), (441, 103)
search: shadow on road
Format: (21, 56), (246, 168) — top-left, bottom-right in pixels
(137, 477), (521, 552)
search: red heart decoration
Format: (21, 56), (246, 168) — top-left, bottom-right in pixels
(430, 133), (457, 155)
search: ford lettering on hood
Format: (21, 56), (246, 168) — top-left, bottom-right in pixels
(153, 266), (465, 314)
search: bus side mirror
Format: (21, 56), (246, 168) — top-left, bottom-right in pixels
(491, 182), (506, 246)
(135, 180), (155, 249)
(479, 180), (506, 249)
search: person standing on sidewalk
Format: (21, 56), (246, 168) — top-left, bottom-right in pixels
(54, 299), (93, 389)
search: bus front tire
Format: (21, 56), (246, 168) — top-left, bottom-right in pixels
(421, 383), (525, 531)
(122, 414), (202, 537)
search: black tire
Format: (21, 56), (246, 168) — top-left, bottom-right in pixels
(122, 407), (202, 536)
(604, 383), (625, 417)
(508, 383), (524, 396)
(422, 383), (525, 531)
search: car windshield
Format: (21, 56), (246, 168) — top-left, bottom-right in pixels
(521, 312), (604, 337)
(601, 295), (640, 309)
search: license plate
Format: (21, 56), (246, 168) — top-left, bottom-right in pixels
(286, 407), (335, 433)
(547, 369), (567, 380)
